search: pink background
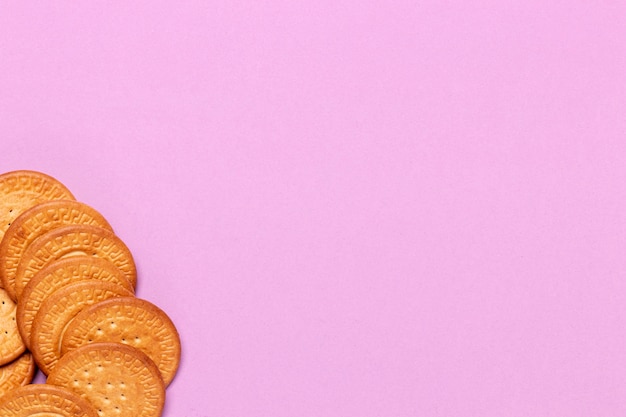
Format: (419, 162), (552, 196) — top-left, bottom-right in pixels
(2, 2), (626, 416)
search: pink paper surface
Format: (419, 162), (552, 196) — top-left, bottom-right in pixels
(2, 2), (626, 416)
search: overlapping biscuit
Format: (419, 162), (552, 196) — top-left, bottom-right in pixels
(0, 353), (35, 397)
(47, 343), (165, 417)
(0, 170), (180, 415)
(14, 224), (136, 300)
(61, 296), (181, 386)
(30, 281), (134, 374)
(0, 170), (75, 244)
(0, 383), (99, 417)
(0, 289), (25, 366)
(17, 256), (134, 349)
(0, 200), (113, 301)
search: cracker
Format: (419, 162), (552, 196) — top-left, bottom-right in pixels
(17, 256), (134, 350)
(0, 200), (113, 301)
(0, 383), (98, 417)
(60, 297), (181, 387)
(14, 224), (136, 300)
(30, 281), (134, 374)
(0, 170), (74, 244)
(47, 342), (165, 417)
(0, 353), (35, 397)
(0, 289), (25, 366)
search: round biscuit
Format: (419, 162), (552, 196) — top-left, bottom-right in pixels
(47, 343), (165, 417)
(61, 296), (181, 386)
(0, 384), (99, 417)
(0, 200), (113, 301)
(0, 170), (75, 245)
(17, 256), (134, 350)
(0, 289), (25, 366)
(31, 281), (134, 374)
(0, 353), (36, 397)
(14, 224), (136, 300)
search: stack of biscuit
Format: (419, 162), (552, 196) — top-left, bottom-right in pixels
(0, 170), (180, 417)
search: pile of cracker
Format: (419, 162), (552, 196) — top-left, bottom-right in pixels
(0, 170), (180, 417)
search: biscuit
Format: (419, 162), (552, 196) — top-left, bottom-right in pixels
(30, 281), (133, 374)
(60, 296), (181, 386)
(0, 170), (74, 244)
(0, 383), (98, 417)
(0, 200), (113, 301)
(47, 342), (165, 417)
(17, 256), (134, 349)
(14, 224), (136, 300)
(0, 353), (35, 397)
(0, 169), (180, 413)
(0, 289), (25, 366)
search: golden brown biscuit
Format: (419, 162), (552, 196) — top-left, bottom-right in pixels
(14, 224), (136, 300)
(30, 281), (133, 374)
(0, 383), (99, 417)
(17, 256), (134, 349)
(0, 289), (25, 366)
(0, 169), (180, 415)
(47, 343), (165, 417)
(0, 353), (36, 397)
(0, 170), (75, 244)
(60, 296), (181, 386)
(0, 200), (113, 301)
